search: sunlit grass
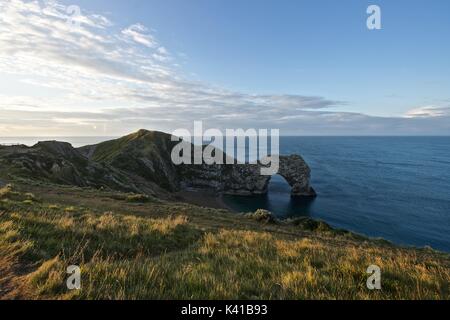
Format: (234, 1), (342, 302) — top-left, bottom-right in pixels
(0, 184), (449, 300)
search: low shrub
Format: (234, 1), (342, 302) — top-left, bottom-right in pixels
(245, 209), (277, 224)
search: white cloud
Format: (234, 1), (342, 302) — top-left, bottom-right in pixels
(405, 106), (450, 118)
(158, 47), (168, 55)
(121, 23), (157, 48)
(0, 0), (449, 136)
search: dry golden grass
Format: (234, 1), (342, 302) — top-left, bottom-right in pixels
(0, 184), (449, 300)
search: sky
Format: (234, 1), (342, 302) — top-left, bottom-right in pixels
(0, 0), (449, 136)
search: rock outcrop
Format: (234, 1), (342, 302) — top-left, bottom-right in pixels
(0, 130), (316, 198)
(79, 130), (180, 192)
(0, 140), (164, 196)
(278, 155), (316, 197)
(179, 155), (316, 197)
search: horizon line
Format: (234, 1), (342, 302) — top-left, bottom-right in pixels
(1, 135), (450, 138)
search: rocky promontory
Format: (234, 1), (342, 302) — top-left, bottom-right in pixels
(0, 130), (316, 198)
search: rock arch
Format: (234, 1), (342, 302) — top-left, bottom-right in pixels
(179, 154), (316, 198)
(276, 155), (316, 197)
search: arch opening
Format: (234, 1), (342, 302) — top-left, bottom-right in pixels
(268, 174), (292, 196)
(260, 174), (315, 217)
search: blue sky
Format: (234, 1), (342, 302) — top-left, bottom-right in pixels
(0, 0), (449, 136)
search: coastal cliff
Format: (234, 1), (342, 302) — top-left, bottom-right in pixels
(1, 129), (316, 198)
(0, 130), (448, 300)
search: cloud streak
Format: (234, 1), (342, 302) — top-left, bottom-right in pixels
(0, 0), (449, 136)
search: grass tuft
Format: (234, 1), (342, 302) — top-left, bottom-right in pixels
(245, 209), (277, 224)
(126, 194), (151, 203)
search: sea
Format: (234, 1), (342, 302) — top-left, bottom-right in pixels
(1, 136), (449, 252)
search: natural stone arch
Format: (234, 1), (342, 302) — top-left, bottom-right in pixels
(250, 155), (316, 197)
(180, 154), (316, 198)
(277, 155), (316, 197)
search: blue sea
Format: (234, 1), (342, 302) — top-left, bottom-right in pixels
(2, 136), (450, 252)
(223, 137), (450, 252)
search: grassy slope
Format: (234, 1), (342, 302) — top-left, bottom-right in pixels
(87, 129), (174, 164)
(84, 130), (179, 192)
(0, 182), (449, 300)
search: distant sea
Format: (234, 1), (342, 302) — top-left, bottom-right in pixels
(1, 136), (450, 252)
(0, 136), (116, 148)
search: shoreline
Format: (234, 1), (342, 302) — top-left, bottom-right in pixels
(174, 190), (237, 212)
(174, 190), (450, 254)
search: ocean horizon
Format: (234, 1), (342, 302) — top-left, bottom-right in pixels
(2, 135), (449, 252)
